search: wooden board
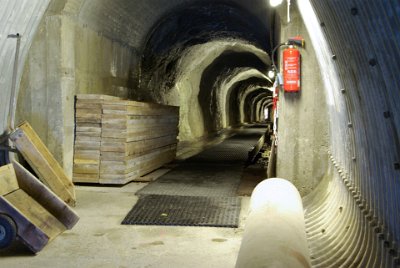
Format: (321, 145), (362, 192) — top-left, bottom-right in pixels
(0, 164), (19, 196)
(73, 150), (100, 161)
(72, 173), (99, 183)
(100, 136), (177, 155)
(4, 189), (66, 241)
(75, 94), (121, 100)
(101, 126), (178, 141)
(12, 160), (79, 229)
(99, 148), (176, 184)
(73, 159), (99, 174)
(9, 121), (76, 206)
(137, 168), (171, 182)
(100, 145), (176, 168)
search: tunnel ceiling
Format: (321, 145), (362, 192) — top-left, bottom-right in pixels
(139, 1), (272, 94)
(116, 0), (275, 138)
(143, 2), (270, 55)
(75, 0), (273, 49)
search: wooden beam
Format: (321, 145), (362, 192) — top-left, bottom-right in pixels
(12, 160), (79, 229)
(0, 164), (19, 196)
(9, 121), (76, 206)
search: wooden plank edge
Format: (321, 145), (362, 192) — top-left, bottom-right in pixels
(13, 160), (79, 224)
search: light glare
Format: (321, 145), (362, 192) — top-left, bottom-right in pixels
(267, 69), (276, 79)
(270, 0), (283, 7)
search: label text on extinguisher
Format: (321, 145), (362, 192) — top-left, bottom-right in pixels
(283, 48), (301, 92)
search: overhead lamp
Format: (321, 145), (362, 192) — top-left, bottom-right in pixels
(269, 0), (292, 23)
(267, 68), (276, 80)
(269, 0), (283, 7)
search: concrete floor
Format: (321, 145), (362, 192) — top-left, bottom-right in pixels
(0, 183), (250, 268)
(0, 132), (252, 268)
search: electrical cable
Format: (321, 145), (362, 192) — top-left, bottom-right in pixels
(271, 42), (287, 73)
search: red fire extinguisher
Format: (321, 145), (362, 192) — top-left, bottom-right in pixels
(283, 46), (301, 92)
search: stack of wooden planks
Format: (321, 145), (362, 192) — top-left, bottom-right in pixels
(73, 95), (120, 184)
(73, 94), (179, 184)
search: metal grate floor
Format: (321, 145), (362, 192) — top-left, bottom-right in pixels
(123, 127), (266, 228)
(122, 195), (241, 227)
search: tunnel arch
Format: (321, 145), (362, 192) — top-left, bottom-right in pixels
(198, 51), (269, 134)
(216, 68), (272, 129)
(249, 92), (270, 123)
(226, 81), (271, 127)
(238, 83), (271, 123)
(242, 88), (271, 123)
(0, 0), (399, 266)
(260, 99), (274, 122)
(254, 96), (273, 122)
(157, 42), (272, 141)
(138, 1), (271, 97)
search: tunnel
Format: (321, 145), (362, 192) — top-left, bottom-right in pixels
(0, 0), (399, 267)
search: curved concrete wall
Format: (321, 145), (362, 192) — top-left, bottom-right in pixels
(0, 0), (50, 133)
(275, 3), (329, 197)
(299, 0), (400, 266)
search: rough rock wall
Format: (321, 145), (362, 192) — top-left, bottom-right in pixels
(135, 2), (272, 140)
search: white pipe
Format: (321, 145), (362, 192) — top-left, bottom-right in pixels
(7, 33), (21, 132)
(235, 178), (311, 268)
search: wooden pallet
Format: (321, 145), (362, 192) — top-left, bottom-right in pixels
(9, 122), (76, 206)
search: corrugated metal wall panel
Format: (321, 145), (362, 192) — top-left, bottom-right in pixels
(0, 0), (51, 134)
(300, 0), (400, 266)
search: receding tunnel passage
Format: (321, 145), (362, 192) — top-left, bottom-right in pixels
(198, 51), (270, 133)
(0, 0), (399, 267)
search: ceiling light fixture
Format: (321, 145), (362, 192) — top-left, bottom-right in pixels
(269, 0), (291, 23)
(267, 69), (276, 80)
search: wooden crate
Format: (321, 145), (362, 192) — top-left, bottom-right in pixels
(73, 94), (179, 184)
